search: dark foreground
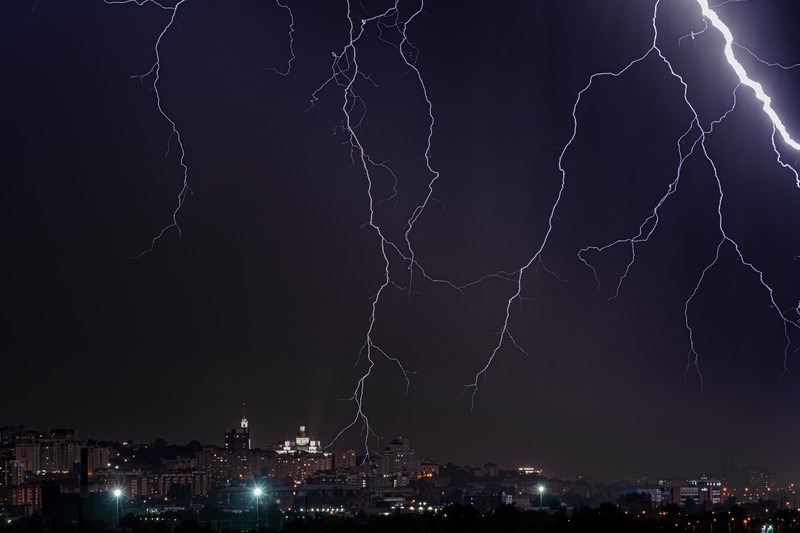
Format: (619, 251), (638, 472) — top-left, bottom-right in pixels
(2, 504), (796, 533)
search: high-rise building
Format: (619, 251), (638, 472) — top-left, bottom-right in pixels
(379, 437), (419, 476)
(8, 460), (25, 486)
(15, 440), (80, 473)
(224, 405), (250, 454)
(12, 428), (80, 474)
(86, 447), (110, 475)
(15, 443), (40, 472)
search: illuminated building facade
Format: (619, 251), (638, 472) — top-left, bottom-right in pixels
(274, 424), (332, 481)
(656, 478), (723, 506)
(277, 424), (322, 454)
(276, 453), (332, 481)
(419, 458), (440, 477)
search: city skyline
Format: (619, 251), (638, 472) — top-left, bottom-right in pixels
(4, 418), (793, 532)
(3, 0), (800, 485)
(0, 417), (786, 490)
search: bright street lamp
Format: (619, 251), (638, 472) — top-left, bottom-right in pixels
(538, 485), (545, 509)
(112, 488), (123, 526)
(253, 487), (263, 530)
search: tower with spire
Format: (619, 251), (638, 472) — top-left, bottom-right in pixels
(240, 403), (249, 429)
(224, 403), (251, 453)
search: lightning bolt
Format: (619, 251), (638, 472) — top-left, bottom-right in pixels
(270, 0), (295, 77)
(105, 0), (800, 453)
(564, 0), (800, 393)
(468, 0), (800, 402)
(311, 1), (446, 461)
(697, 0), (800, 150)
(313, 0), (534, 454)
(106, 0), (296, 259)
(104, 0), (192, 260)
(108, 0), (451, 461)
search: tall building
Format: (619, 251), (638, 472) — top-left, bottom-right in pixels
(8, 460), (25, 485)
(15, 440), (80, 473)
(224, 406), (250, 454)
(15, 443), (39, 472)
(86, 447), (110, 475)
(379, 437), (419, 476)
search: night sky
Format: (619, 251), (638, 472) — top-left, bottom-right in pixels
(4, 0), (800, 483)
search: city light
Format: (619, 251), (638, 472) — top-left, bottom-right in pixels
(1, 421), (795, 528)
(253, 485), (265, 530)
(112, 487), (123, 527)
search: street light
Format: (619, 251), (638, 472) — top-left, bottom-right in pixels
(112, 488), (123, 527)
(253, 487), (263, 531)
(538, 485), (545, 509)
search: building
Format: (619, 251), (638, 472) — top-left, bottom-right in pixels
(379, 438), (419, 476)
(15, 443), (40, 473)
(159, 471), (210, 497)
(656, 477), (723, 507)
(740, 467), (776, 501)
(197, 446), (230, 488)
(276, 453), (332, 481)
(13, 430), (81, 474)
(481, 463), (499, 478)
(86, 446), (110, 475)
(8, 460), (25, 486)
(274, 424), (332, 482)
(419, 458), (440, 477)
(92, 469), (211, 498)
(38, 439), (80, 472)
(93, 469), (157, 498)
(225, 407), (251, 454)
(11, 483), (42, 508)
(333, 449), (356, 470)
(277, 424), (323, 455)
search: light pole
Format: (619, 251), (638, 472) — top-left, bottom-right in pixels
(253, 487), (263, 531)
(113, 488), (123, 527)
(538, 485), (545, 509)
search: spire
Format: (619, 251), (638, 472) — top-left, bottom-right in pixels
(241, 403), (248, 429)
